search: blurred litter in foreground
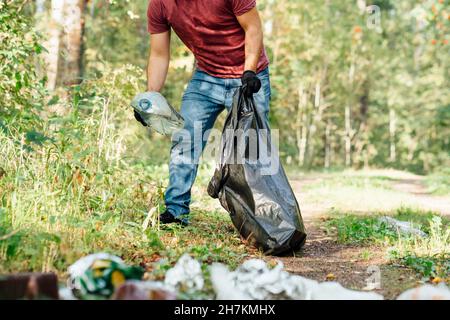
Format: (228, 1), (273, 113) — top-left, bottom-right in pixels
(210, 259), (383, 300)
(67, 253), (145, 299)
(1, 253), (449, 300)
(0, 273), (58, 300)
(396, 284), (450, 300)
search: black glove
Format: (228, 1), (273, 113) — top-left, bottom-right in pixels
(241, 70), (261, 97)
(134, 110), (148, 127)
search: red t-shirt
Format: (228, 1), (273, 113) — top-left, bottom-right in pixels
(147, 0), (269, 78)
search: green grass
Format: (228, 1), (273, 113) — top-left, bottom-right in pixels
(425, 168), (450, 195)
(0, 66), (249, 276)
(387, 215), (449, 279)
(1, 64), (448, 285)
(300, 175), (394, 192)
(326, 208), (450, 279)
(394, 207), (449, 233)
(396, 256), (449, 280)
(326, 214), (398, 245)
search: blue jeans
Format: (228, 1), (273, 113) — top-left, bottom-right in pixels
(165, 68), (272, 219)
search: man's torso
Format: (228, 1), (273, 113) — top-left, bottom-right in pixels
(147, 0), (269, 78)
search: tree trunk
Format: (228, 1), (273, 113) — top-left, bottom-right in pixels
(44, 0), (65, 90)
(36, 0), (46, 14)
(325, 120), (331, 169)
(345, 105), (352, 167)
(297, 84), (308, 167)
(305, 80), (324, 168)
(59, 0), (86, 86)
(389, 108), (396, 162)
(90, 0), (97, 17)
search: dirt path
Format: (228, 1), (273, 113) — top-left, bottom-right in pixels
(263, 171), (449, 299)
(389, 177), (450, 216)
(270, 219), (420, 299)
(196, 169), (448, 298)
(290, 171), (450, 218)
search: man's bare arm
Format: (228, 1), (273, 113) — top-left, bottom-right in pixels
(236, 7), (264, 72)
(147, 31), (170, 92)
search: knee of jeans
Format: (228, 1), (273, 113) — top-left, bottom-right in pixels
(170, 129), (203, 163)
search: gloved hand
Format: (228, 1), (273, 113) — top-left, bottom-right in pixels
(133, 110), (148, 127)
(241, 70), (261, 97)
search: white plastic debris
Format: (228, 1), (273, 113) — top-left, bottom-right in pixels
(397, 284), (450, 300)
(210, 259), (384, 300)
(309, 282), (383, 300)
(209, 264), (251, 300)
(164, 254), (204, 293)
(210, 259), (307, 300)
(131, 91), (184, 135)
(58, 287), (78, 300)
(379, 216), (427, 237)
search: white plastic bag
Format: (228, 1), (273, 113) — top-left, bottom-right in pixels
(131, 91), (184, 135)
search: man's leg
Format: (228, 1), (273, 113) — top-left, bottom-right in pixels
(164, 74), (225, 220)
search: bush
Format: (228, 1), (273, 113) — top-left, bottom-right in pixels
(0, 2), (46, 130)
(388, 216), (450, 279)
(0, 65), (158, 273)
(327, 211), (449, 279)
(327, 214), (399, 244)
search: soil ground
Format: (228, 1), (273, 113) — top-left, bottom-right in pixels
(190, 169), (449, 299)
(264, 170), (449, 299)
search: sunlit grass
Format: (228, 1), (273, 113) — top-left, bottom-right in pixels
(0, 125), (247, 276)
(326, 208), (450, 279)
(425, 169), (450, 195)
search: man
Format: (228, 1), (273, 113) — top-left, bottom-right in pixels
(136, 0), (271, 225)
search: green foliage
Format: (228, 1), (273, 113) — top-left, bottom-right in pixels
(0, 65), (153, 272)
(425, 168), (450, 195)
(327, 210), (450, 279)
(83, 1), (150, 72)
(262, 0), (449, 172)
(398, 255), (449, 279)
(0, 2), (46, 128)
(388, 216), (450, 279)
(0, 64), (248, 273)
(327, 214), (399, 244)
(328, 208), (449, 243)
(394, 207), (450, 232)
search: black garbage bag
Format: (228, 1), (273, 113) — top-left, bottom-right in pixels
(207, 86), (306, 255)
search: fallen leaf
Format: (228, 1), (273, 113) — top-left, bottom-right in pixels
(326, 273), (336, 281)
(431, 277), (444, 284)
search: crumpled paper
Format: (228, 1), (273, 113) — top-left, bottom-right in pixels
(164, 254), (204, 293)
(210, 259), (383, 300)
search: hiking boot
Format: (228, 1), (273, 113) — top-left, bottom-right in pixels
(159, 210), (189, 227)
